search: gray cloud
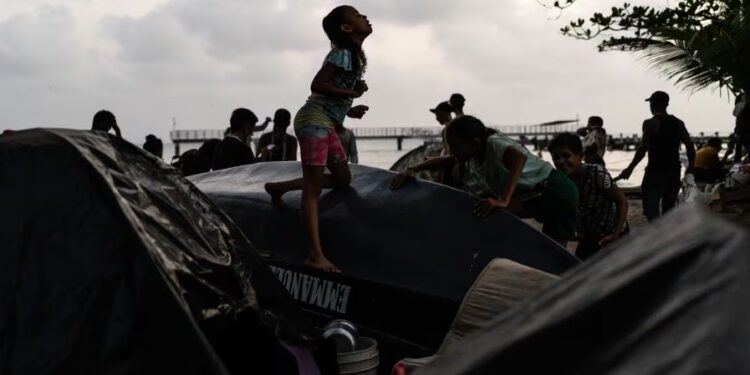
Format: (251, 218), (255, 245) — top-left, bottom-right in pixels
(170, 0), (323, 56)
(0, 6), (79, 80)
(0, 0), (737, 145)
(356, 0), (462, 23)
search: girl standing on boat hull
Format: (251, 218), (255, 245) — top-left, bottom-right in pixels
(265, 5), (372, 272)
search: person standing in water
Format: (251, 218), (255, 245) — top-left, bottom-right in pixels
(265, 5), (372, 272)
(617, 91), (696, 221)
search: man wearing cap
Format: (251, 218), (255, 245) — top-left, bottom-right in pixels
(431, 101), (455, 155)
(617, 91), (696, 221)
(430, 101), (463, 186)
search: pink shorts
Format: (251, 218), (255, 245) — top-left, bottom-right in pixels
(295, 125), (348, 166)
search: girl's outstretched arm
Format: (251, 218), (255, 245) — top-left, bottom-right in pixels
(390, 156), (457, 190)
(311, 63), (364, 98)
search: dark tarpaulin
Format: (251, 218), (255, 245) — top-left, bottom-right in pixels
(191, 162), (579, 305)
(0, 129), (329, 375)
(416, 204), (750, 375)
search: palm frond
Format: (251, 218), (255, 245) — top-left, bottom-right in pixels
(639, 9), (750, 96)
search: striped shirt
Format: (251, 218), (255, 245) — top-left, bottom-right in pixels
(577, 164), (617, 236)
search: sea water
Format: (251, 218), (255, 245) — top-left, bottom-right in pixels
(164, 138), (646, 188)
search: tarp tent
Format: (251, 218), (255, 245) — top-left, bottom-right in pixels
(415, 204), (750, 375)
(0, 129), (330, 375)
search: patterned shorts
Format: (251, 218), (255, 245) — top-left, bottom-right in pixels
(295, 125), (347, 166)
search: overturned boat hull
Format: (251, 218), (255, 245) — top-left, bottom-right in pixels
(192, 162), (580, 354)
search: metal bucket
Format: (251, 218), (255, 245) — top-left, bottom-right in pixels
(325, 319), (359, 336)
(323, 319), (359, 352)
(337, 337), (379, 375)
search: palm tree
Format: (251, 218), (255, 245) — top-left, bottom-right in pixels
(640, 4), (749, 97)
(558, 0), (749, 98)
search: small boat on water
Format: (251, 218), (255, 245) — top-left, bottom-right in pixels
(390, 141), (443, 183)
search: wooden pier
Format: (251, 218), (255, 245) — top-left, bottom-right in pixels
(169, 123), (579, 156)
(169, 127), (733, 156)
(605, 132), (734, 152)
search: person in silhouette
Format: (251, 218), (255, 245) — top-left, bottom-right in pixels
(449, 93), (465, 117)
(264, 5), (372, 272)
(616, 91), (696, 221)
(576, 116), (607, 166)
(173, 139), (220, 176)
(430, 101), (462, 187)
(336, 124), (358, 163)
(693, 137), (725, 183)
(430, 101), (454, 155)
(735, 95), (749, 163)
(143, 134), (163, 159)
(258, 109), (298, 162)
(211, 108), (258, 171)
(91, 110), (121, 138)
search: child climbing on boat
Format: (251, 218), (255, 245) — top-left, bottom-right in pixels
(391, 116), (579, 246)
(265, 5), (372, 272)
(548, 133), (628, 259)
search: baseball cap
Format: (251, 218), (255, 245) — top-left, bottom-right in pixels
(430, 101), (454, 113)
(645, 91), (670, 106)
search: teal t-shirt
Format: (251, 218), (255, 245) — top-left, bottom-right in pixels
(463, 134), (553, 198)
(299, 48), (361, 127)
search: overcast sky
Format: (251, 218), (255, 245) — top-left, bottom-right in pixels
(0, 0), (739, 144)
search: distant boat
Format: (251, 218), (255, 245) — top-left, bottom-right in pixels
(390, 141), (443, 182)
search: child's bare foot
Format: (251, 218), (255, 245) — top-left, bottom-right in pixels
(305, 255), (341, 273)
(264, 182), (286, 208)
